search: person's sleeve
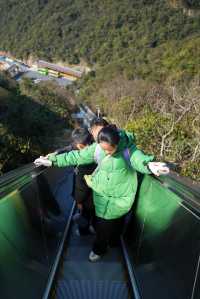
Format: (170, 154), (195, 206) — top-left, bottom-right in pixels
(130, 147), (154, 174)
(48, 143), (97, 167)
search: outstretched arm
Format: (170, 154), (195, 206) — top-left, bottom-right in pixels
(48, 142), (97, 167)
(130, 147), (169, 176)
(130, 147), (154, 174)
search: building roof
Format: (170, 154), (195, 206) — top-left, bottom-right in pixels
(37, 60), (83, 78)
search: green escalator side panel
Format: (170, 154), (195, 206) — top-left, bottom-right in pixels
(128, 174), (200, 299)
(0, 189), (44, 261)
(135, 175), (180, 237)
(0, 189), (50, 299)
(0, 166), (74, 299)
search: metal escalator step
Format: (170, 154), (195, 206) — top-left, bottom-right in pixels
(60, 261), (127, 281)
(56, 279), (130, 299)
(64, 245), (122, 263)
(68, 233), (94, 247)
(67, 224), (94, 244)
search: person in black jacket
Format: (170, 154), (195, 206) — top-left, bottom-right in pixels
(55, 128), (96, 235)
(70, 128), (96, 235)
(50, 127), (97, 235)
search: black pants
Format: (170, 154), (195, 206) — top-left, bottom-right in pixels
(92, 215), (125, 255)
(73, 164), (96, 235)
(77, 201), (95, 235)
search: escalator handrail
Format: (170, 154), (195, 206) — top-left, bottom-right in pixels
(154, 171), (200, 214)
(1, 165), (200, 213)
(42, 201), (76, 299)
(120, 236), (141, 299)
(0, 163), (47, 198)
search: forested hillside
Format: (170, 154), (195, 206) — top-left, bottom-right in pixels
(0, 72), (75, 174)
(0, 0), (200, 179)
(171, 0), (200, 9)
(0, 0), (199, 82)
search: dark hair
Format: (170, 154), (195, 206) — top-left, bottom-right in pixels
(97, 125), (120, 146)
(71, 128), (93, 146)
(90, 117), (109, 129)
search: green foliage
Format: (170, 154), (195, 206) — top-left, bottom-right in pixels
(1, 0), (200, 181)
(0, 73), (75, 174)
(125, 109), (167, 155)
(125, 107), (200, 181)
(0, 72), (17, 91)
(160, 37), (200, 83)
(0, 0), (200, 84)
(181, 161), (200, 180)
(181, 0), (200, 9)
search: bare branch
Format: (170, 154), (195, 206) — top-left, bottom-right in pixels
(191, 142), (200, 162)
(160, 102), (193, 157)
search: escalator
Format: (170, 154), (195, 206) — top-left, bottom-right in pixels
(43, 167), (137, 299)
(0, 163), (200, 299)
(53, 211), (133, 299)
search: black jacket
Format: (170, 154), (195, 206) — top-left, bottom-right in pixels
(56, 144), (96, 205)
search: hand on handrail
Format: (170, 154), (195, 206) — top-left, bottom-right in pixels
(148, 162), (170, 176)
(34, 156), (52, 167)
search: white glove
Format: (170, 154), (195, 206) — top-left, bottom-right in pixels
(148, 162), (169, 176)
(34, 156), (52, 167)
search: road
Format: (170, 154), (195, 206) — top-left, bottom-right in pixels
(18, 70), (72, 87)
(0, 56), (74, 87)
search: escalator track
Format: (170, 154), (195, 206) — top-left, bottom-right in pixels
(51, 205), (139, 299)
(1, 127), (200, 299)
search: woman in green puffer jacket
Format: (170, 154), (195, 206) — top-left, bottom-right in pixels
(35, 125), (169, 261)
(48, 127), (153, 219)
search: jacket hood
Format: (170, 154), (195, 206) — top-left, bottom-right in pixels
(117, 129), (136, 152)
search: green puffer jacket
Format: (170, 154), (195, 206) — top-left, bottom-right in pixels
(48, 130), (154, 220)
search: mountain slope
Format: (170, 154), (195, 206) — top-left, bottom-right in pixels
(1, 0), (200, 179)
(0, 72), (75, 174)
(0, 0), (200, 73)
